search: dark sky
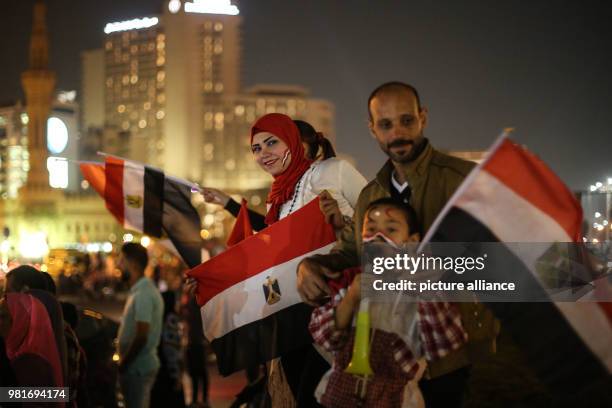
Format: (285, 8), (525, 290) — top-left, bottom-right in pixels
(1, 0), (611, 189)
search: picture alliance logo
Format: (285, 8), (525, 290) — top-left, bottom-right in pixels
(371, 253), (488, 275)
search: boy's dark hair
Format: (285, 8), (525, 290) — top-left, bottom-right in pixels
(365, 197), (420, 235)
(367, 81), (422, 121)
(6, 265), (47, 292)
(121, 242), (149, 271)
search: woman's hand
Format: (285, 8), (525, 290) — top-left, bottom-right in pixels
(201, 187), (231, 207)
(319, 190), (345, 230)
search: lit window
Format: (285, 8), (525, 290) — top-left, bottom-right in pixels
(138, 119), (147, 129)
(204, 81), (213, 91)
(214, 44), (223, 54)
(225, 159), (235, 170)
(156, 57), (165, 66)
(156, 110), (165, 119)
(157, 71), (165, 82)
(214, 22), (223, 31)
(122, 121), (129, 130)
(234, 105), (245, 115)
(214, 83), (224, 92)
(130, 45), (138, 54)
(157, 94), (166, 104)
(204, 143), (214, 154)
(20, 113), (29, 125)
(105, 41), (113, 50)
(117, 104), (126, 113)
(157, 33), (165, 42)
(130, 75), (138, 84)
(122, 75), (130, 85)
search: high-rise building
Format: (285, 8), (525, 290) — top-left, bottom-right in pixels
(90, 0), (242, 177)
(83, 1), (335, 186)
(80, 0), (336, 238)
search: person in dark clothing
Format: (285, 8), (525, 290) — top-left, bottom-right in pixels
(185, 297), (210, 407)
(151, 291), (185, 408)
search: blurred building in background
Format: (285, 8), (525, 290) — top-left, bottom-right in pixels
(80, 0), (336, 238)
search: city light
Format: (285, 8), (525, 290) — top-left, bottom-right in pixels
(47, 117), (69, 154)
(168, 0), (181, 14)
(185, 0), (239, 15)
(47, 157), (69, 189)
(102, 242), (113, 253)
(123, 233), (134, 243)
(141, 236), (151, 248)
(19, 232), (49, 259)
(104, 17), (159, 34)
(594, 212), (601, 218)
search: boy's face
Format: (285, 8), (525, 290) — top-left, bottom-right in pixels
(362, 204), (418, 245)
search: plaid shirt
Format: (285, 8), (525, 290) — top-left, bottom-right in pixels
(310, 289), (466, 407)
(309, 288), (467, 376)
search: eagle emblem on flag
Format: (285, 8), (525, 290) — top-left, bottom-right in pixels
(126, 195), (143, 208)
(263, 276), (281, 305)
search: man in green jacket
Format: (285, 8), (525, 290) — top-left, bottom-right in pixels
(298, 81), (498, 408)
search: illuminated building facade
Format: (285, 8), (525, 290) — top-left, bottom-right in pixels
(0, 1), (119, 264)
(89, 0), (242, 177)
(79, 0), (336, 238)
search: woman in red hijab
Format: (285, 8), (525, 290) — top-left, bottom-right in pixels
(189, 113), (366, 407)
(0, 293), (64, 389)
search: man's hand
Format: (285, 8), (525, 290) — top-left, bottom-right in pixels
(297, 258), (340, 306)
(319, 190), (345, 230)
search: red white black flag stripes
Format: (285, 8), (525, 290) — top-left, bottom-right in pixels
(79, 156), (202, 268)
(104, 156), (164, 237)
(187, 198), (336, 375)
(420, 134), (612, 399)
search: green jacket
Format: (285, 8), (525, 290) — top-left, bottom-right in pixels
(312, 141), (499, 378)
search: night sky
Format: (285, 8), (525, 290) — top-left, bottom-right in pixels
(1, 0), (611, 190)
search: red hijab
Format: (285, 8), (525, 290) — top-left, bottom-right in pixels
(4, 293), (64, 387)
(251, 113), (312, 225)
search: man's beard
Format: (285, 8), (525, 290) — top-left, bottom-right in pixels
(382, 133), (426, 163)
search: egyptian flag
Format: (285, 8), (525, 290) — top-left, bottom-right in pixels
(187, 198), (336, 375)
(422, 135), (612, 399)
(226, 199), (253, 246)
(79, 156), (202, 268)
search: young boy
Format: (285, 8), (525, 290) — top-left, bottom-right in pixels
(309, 198), (467, 408)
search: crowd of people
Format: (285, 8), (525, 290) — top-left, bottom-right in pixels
(2, 81), (502, 407)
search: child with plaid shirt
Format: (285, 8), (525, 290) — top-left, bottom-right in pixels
(309, 198), (467, 407)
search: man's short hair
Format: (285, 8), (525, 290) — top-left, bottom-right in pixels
(367, 81), (422, 121)
(365, 197), (421, 236)
(121, 242), (149, 271)
(6, 265), (48, 292)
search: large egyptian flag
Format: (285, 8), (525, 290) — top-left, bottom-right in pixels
(80, 156), (202, 268)
(187, 198), (336, 375)
(422, 134), (612, 399)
